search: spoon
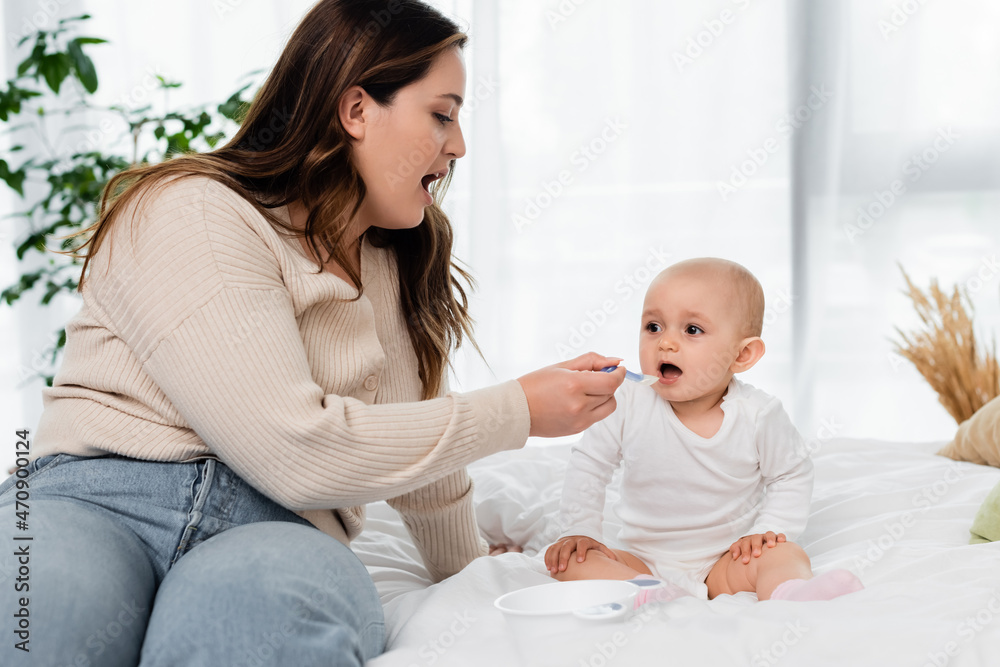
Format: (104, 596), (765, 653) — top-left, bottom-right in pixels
(600, 365), (657, 386)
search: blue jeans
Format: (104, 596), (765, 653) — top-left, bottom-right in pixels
(0, 454), (385, 666)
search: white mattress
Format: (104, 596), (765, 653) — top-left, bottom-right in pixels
(354, 438), (1000, 666)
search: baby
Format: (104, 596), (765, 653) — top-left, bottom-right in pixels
(544, 258), (863, 601)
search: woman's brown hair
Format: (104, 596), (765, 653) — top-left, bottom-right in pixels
(66, 0), (474, 400)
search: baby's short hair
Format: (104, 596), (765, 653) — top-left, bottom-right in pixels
(658, 258), (765, 338)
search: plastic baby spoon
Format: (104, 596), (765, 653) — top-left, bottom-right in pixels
(600, 365), (657, 386)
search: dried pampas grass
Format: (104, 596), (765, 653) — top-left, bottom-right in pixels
(893, 266), (1000, 425)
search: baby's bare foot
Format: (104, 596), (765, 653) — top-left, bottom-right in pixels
(488, 544), (524, 556)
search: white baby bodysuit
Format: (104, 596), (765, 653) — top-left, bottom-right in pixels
(557, 377), (813, 584)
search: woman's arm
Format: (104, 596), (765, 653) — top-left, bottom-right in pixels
(85, 177), (530, 509)
(386, 469), (484, 581)
(83, 176), (622, 514)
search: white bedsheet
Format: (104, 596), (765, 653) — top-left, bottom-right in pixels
(354, 438), (1000, 666)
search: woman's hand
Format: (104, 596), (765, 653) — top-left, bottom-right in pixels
(729, 531), (786, 564)
(544, 535), (618, 574)
(517, 352), (626, 437)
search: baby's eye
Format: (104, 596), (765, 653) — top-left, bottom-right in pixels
(685, 325), (704, 335)
(644, 322), (662, 333)
(433, 112), (453, 124)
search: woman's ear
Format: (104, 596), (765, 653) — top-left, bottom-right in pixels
(731, 337), (765, 373)
(338, 86), (368, 141)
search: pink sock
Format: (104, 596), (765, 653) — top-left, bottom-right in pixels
(769, 569), (864, 602)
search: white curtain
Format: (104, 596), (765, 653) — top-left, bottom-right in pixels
(787, 0), (1000, 443)
(449, 0), (1000, 446)
(446, 0), (796, 447)
(3, 0), (999, 472)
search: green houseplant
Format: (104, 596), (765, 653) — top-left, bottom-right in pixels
(1, 14), (254, 386)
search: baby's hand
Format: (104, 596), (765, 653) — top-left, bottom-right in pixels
(544, 535), (617, 574)
(729, 531), (786, 564)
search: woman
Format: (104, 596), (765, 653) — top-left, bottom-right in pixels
(0, 1), (625, 665)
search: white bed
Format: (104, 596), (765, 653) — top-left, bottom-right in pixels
(354, 438), (1000, 666)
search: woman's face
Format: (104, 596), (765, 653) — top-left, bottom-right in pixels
(349, 47), (467, 230)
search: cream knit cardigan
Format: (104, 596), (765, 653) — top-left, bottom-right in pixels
(34, 176), (530, 582)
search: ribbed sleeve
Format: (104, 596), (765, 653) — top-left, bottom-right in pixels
(34, 175), (531, 576)
(140, 284), (525, 507)
(387, 469), (488, 582)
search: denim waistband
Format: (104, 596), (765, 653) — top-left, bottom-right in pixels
(0, 453), (314, 582)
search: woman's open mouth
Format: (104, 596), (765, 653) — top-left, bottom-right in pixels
(420, 169), (448, 204)
(659, 363), (683, 384)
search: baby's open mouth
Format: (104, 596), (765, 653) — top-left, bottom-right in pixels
(660, 363), (683, 381)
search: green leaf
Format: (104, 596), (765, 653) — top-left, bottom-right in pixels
(17, 58), (33, 77)
(41, 278), (77, 306)
(67, 40), (98, 93)
(217, 98), (244, 121)
(19, 38), (46, 77)
(218, 82), (253, 121)
(16, 233), (48, 260)
(165, 131), (190, 155)
(0, 286), (20, 307)
(74, 37), (108, 45)
(1, 270), (44, 305)
(40, 53), (73, 94)
(204, 132), (226, 148)
(0, 160), (27, 197)
(58, 14), (92, 25)
(155, 75), (182, 90)
(0, 82), (43, 121)
(41, 280), (61, 305)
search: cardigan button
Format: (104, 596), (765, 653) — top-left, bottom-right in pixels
(364, 374), (379, 391)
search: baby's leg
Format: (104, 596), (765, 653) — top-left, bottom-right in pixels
(704, 542), (813, 600)
(552, 548), (653, 582)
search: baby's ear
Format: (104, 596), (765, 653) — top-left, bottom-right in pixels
(731, 337), (765, 373)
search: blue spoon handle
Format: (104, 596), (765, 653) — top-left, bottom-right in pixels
(600, 365), (644, 383)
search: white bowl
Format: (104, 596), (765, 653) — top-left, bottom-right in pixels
(495, 580), (639, 663)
